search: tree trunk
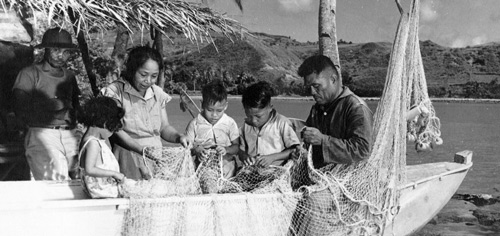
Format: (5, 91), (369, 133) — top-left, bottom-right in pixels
(68, 8), (99, 96)
(111, 24), (129, 59)
(151, 28), (166, 89)
(319, 0), (341, 74)
(110, 24), (129, 84)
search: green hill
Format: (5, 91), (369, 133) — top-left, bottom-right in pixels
(164, 33), (500, 98)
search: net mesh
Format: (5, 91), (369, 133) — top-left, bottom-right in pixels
(119, 0), (440, 235)
(120, 147), (201, 198)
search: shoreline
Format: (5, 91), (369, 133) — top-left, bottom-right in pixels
(176, 95), (500, 104)
(416, 193), (500, 235)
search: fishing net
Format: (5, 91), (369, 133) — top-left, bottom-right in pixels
(120, 0), (441, 235)
(283, 2), (442, 234)
(196, 149), (294, 194)
(121, 146), (301, 236)
(404, 1), (443, 153)
(120, 146), (201, 198)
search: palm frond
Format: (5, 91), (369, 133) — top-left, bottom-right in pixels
(1, 0), (247, 43)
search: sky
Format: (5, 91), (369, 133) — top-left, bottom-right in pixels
(208, 0), (500, 48)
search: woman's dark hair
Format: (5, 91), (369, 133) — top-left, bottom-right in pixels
(122, 46), (163, 84)
(242, 81), (274, 109)
(202, 80), (227, 108)
(79, 96), (125, 132)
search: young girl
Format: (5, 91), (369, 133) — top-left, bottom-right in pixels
(239, 81), (300, 167)
(78, 96), (126, 198)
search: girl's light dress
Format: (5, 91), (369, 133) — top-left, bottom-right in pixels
(79, 138), (121, 198)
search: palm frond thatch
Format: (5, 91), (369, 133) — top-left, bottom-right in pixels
(1, 0), (246, 43)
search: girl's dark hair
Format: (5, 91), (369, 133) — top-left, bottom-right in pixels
(79, 96), (125, 132)
(122, 46), (163, 84)
(242, 81), (274, 109)
(202, 80), (227, 108)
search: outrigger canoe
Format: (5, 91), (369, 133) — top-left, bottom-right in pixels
(0, 148), (472, 236)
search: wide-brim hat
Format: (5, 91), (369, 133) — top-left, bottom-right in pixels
(34, 27), (78, 49)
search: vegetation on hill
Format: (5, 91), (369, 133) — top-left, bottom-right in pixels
(158, 33), (500, 98)
(69, 31), (500, 99)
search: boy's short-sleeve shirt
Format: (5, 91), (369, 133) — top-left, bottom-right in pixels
(239, 110), (300, 165)
(185, 113), (239, 147)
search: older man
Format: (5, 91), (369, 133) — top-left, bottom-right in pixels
(13, 27), (81, 180)
(289, 55), (373, 235)
(299, 55), (373, 168)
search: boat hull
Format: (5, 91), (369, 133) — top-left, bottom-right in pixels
(0, 156), (472, 236)
(384, 161), (472, 235)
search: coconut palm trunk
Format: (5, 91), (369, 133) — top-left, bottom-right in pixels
(111, 24), (130, 60)
(151, 28), (166, 89)
(319, 0), (341, 74)
(68, 7), (99, 96)
(111, 24), (130, 83)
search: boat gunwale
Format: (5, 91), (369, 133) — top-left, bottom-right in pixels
(400, 161), (472, 190)
(0, 161), (472, 212)
(0, 190), (303, 211)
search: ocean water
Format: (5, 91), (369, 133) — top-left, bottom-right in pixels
(167, 97), (500, 195)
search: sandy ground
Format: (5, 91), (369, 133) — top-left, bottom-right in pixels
(415, 194), (500, 236)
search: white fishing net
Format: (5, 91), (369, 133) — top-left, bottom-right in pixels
(404, 1), (442, 153)
(120, 147), (201, 198)
(119, 0), (440, 235)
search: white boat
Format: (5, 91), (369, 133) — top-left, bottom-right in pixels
(384, 150), (472, 235)
(0, 149), (472, 236)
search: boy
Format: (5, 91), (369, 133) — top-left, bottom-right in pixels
(185, 81), (239, 178)
(239, 81), (300, 167)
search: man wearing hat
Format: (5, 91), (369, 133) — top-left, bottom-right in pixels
(12, 27), (82, 180)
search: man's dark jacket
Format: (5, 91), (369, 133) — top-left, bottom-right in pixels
(306, 86), (373, 168)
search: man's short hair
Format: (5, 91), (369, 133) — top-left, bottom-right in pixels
(202, 80), (227, 108)
(298, 55), (339, 79)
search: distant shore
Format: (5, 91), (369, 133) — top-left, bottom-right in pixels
(364, 97), (500, 104)
(178, 95), (500, 104)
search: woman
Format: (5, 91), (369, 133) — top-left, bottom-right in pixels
(101, 46), (190, 180)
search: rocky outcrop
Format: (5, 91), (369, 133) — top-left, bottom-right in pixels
(416, 194), (500, 235)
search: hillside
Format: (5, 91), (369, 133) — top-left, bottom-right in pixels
(164, 32), (306, 94)
(164, 33), (500, 98)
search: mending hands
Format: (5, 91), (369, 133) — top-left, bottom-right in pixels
(113, 172), (126, 183)
(254, 154), (277, 168)
(240, 154), (276, 168)
(301, 126), (324, 145)
(239, 152), (257, 166)
(215, 145), (227, 156)
(177, 134), (192, 148)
